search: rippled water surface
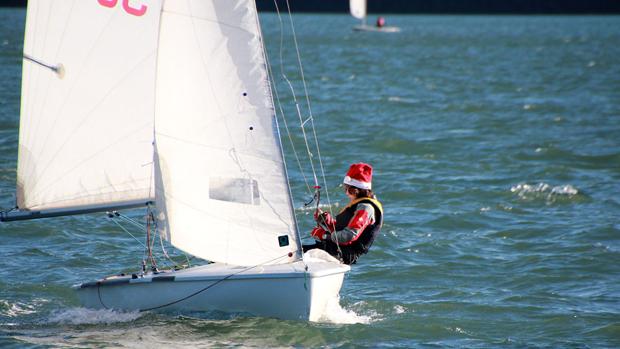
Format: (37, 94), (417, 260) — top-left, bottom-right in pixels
(1, 9), (620, 348)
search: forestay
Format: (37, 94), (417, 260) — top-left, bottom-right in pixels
(350, 0), (366, 20)
(17, 0), (159, 211)
(153, 0), (299, 266)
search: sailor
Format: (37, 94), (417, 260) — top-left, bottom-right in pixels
(303, 163), (383, 265)
(376, 16), (386, 28)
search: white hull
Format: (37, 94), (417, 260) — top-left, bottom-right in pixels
(75, 250), (349, 321)
(353, 25), (401, 33)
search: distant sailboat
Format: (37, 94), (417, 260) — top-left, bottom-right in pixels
(350, 0), (401, 33)
(1, 0), (349, 321)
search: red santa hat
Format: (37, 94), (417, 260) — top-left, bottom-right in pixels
(343, 163), (373, 190)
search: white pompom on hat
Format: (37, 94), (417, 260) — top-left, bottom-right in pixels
(343, 163), (373, 190)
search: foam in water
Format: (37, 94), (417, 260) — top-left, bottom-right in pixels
(550, 185), (578, 195)
(317, 296), (375, 324)
(1, 300), (37, 317)
(47, 307), (142, 325)
(388, 96), (419, 105)
(394, 305), (407, 314)
(510, 182), (579, 202)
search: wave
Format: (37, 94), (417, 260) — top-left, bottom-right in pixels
(47, 307), (142, 325)
(516, 147), (620, 170)
(0, 299), (38, 317)
(387, 96), (419, 105)
(510, 182), (580, 203)
(511, 183), (578, 195)
(317, 296), (375, 324)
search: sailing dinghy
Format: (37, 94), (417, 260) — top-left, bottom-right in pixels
(1, 0), (349, 321)
(350, 0), (401, 33)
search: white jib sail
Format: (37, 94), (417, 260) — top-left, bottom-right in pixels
(350, 0), (367, 20)
(17, 0), (161, 210)
(154, 0), (299, 266)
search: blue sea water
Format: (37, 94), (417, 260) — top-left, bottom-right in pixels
(1, 8), (620, 348)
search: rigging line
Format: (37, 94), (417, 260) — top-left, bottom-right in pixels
(144, 203), (178, 267)
(97, 283), (109, 309)
(263, 9), (311, 194)
(113, 211), (180, 270)
(254, 1), (304, 261)
(272, 0), (319, 189)
(268, 1), (313, 269)
(108, 216), (147, 250)
(110, 212), (177, 270)
(116, 213), (146, 230)
(142, 212), (151, 268)
(147, 212), (158, 270)
(138, 253), (293, 312)
(157, 224), (185, 270)
(264, 45), (312, 196)
(282, 0), (333, 212)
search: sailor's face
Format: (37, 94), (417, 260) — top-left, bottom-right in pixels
(344, 185), (356, 200)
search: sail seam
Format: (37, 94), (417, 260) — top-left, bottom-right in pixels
(155, 132), (286, 163)
(161, 9), (254, 35)
(25, 188), (153, 211)
(28, 122), (153, 204)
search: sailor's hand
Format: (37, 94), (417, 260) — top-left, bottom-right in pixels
(310, 227), (329, 241)
(313, 208), (323, 221)
(315, 211), (335, 232)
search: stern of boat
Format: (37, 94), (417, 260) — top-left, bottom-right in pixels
(302, 249), (351, 321)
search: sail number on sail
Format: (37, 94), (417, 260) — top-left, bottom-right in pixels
(98, 0), (147, 17)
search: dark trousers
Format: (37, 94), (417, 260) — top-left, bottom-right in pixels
(302, 240), (361, 265)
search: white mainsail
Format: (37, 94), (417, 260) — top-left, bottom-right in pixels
(153, 0), (299, 266)
(350, 0), (367, 20)
(17, 0), (160, 211)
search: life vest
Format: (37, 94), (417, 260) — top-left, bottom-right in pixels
(334, 197), (383, 254)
